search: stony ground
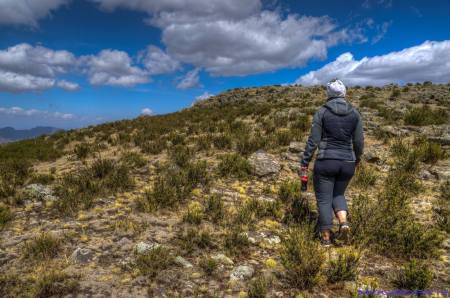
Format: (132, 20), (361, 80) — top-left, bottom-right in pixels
(0, 83), (449, 297)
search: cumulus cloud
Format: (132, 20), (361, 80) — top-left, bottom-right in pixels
(176, 68), (200, 89)
(0, 106), (75, 120)
(56, 80), (80, 91)
(0, 0), (69, 26)
(83, 49), (149, 87)
(0, 43), (79, 92)
(295, 40), (450, 86)
(91, 0), (360, 76)
(139, 45), (180, 75)
(140, 108), (153, 115)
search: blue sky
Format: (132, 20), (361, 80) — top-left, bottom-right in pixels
(0, 0), (449, 129)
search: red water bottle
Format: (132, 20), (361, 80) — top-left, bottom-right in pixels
(300, 166), (308, 192)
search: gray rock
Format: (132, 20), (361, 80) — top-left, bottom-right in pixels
(24, 184), (56, 201)
(71, 248), (94, 264)
(430, 166), (450, 181)
(248, 150), (281, 177)
(364, 149), (381, 163)
(211, 253), (234, 265)
(419, 169), (434, 180)
(134, 241), (160, 254)
(288, 142), (304, 153)
(230, 265), (254, 281)
(175, 256), (193, 268)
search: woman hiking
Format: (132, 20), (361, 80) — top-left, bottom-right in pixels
(300, 79), (364, 247)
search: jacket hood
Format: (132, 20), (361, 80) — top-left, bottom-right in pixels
(324, 97), (354, 115)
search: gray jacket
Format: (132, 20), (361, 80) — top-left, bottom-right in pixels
(301, 97), (364, 166)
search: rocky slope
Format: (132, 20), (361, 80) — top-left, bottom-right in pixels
(0, 83), (449, 297)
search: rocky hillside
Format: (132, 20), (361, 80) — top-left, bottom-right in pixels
(0, 83), (449, 297)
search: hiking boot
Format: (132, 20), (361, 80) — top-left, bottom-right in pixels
(320, 238), (332, 248)
(337, 222), (350, 244)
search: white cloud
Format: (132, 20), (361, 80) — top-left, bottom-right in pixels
(0, 43), (78, 92)
(139, 45), (180, 75)
(195, 91), (213, 101)
(56, 80), (80, 91)
(176, 68), (200, 89)
(91, 0), (360, 76)
(141, 108), (153, 115)
(83, 49), (149, 87)
(0, 0), (69, 26)
(295, 40), (450, 86)
(371, 21), (392, 44)
(0, 106), (75, 120)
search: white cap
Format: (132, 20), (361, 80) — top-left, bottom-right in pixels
(326, 79), (346, 98)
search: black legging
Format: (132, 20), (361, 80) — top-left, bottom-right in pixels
(313, 159), (356, 231)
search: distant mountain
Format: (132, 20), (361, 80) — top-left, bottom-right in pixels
(0, 126), (62, 144)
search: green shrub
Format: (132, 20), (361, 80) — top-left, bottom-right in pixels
(352, 163), (377, 189)
(0, 203), (13, 229)
(120, 152), (147, 168)
(54, 159), (133, 214)
(176, 227), (215, 254)
(169, 145), (193, 168)
(278, 180), (301, 203)
(183, 201), (204, 225)
(135, 246), (173, 278)
(73, 143), (91, 159)
(326, 247), (360, 283)
(404, 106), (448, 126)
(281, 225), (325, 289)
(247, 275), (270, 298)
(30, 173), (55, 185)
(0, 159), (32, 199)
(224, 226), (250, 256)
(212, 133), (232, 150)
(417, 141), (445, 164)
(204, 194), (225, 223)
(236, 134), (266, 155)
(141, 139), (166, 155)
(217, 153), (252, 179)
(199, 257), (218, 276)
(392, 259), (433, 290)
(22, 233), (61, 261)
(275, 129), (293, 146)
(31, 270), (79, 298)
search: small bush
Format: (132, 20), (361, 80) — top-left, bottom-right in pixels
(0, 203), (13, 229)
(120, 152), (147, 168)
(169, 145), (193, 168)
(217, 153), (252, 179)
(31, 270), (79, 298)
(177, 227), (215, 254)
(404, 106), (448, 126)
(278, 180), (301, 203)
(326, 247), (360, 283)
(204, 194), (225, 223)
(417, 141), (445, 164)
(247, 275), (270, 298)
(141, 139), (166, 155)
(23, 233), (61, 261)
(73, 143), (91, 159)
(199, 257), (218, 276)
(212, 133), (232, 150)
(224, 226), (250, 256)
(352, 163), (377, 189)
(392, 259), (433, 290)
(0, 159), (32, 199)
(281, 225), (325, 289)
(183, 201), (204, 225)
(135, 246), (173, 278)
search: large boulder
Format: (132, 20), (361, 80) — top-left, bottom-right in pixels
(248, 150), (281, 177)
(71, 247), (94, 264)
(24, 184), (56, 201)
(230, 265), (254, 281)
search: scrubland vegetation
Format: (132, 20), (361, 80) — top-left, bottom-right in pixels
(0, 83), (449, 297)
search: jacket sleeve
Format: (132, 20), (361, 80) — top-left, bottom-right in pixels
(301, 108), (324, 166)
(352, 110), (364, 162)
